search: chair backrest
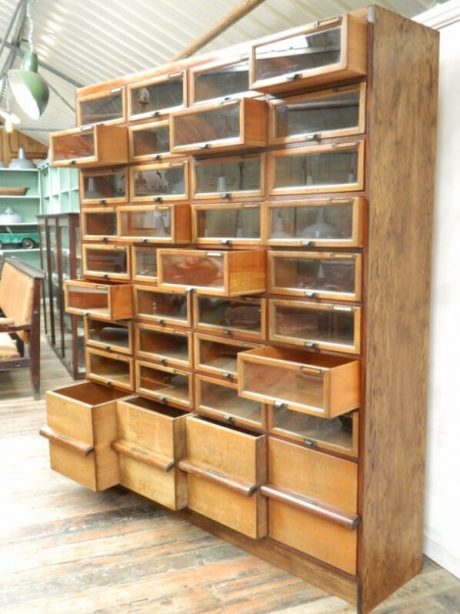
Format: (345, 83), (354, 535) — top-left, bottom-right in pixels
(0, 259), (44, 342)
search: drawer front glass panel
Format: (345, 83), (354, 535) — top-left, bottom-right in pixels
(86, 248), (128, 276)
(134, 247), (157, 279)
(136, 289), (188, 324)
(196, 297), (262, 336)
(88, 320), (130, 350)
(80, 92), (123, 125)
(195, 157), (261, 196)
(199, 379), (263, 426)
(162, 253), (224, 288)
(131, 77), (184, 116)
(133, 166), (186, 198)
(53, 132), (94, 161)
(83, 170), (126, 201)
(195, 206), (260, 241)
(120, 208), (172, 240)
(84, 211), (117, 238)
(269, 202), (353, 242)
(138, 328), (189, 364)
(174, 106), (240, 147)
(194, 60), (250, 103)
(274, 149), (358, 190)
(132, 125), (170, 157)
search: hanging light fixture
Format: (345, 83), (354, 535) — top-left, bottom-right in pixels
(8, 0), (49, 120)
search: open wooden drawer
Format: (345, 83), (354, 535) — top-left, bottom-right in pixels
(80, 168), (128, 206)
(268, 141), (365, 196)
(158, 248), (266, 296)
(86, 347), (134, 392)
(195, 373), (265, 432)
(82, 244), (131, 282)
(135, 361), (192, 410)
(179, 416), (267, 538)
(193, 295), (265, 342)
(262, 437), (358, 574)
(134, 285), (192, 328)
(117, 204), (191, 244)
(192, 203), (262, 246)
(49, 125), (128, 167)
(268, 250), (362, 302)
(135, 322), (192, 369)
(268, 82), (366, 145)
(171, 98), (267, 154)
(250, 14), (367, 94)
(40, 381), (128, 491)
(114, 397), (191, 509)
(268, 299), (361, 354)
(64, 280), (133, 321)
(268, 406), (358, 458)
(194, 333), (258, 382)
(238, 346), (360, 418)
(85, 316), (133, 355)
(265, 197), (364, 248)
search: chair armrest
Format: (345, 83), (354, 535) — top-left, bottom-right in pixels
(0, 323), (31, 333)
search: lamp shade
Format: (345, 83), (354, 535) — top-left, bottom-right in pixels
(8, 51), (49, 120)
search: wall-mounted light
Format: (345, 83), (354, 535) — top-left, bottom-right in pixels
(8, 1), (49, 120)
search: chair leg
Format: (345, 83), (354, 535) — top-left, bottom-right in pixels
(31, 354), (41, 400)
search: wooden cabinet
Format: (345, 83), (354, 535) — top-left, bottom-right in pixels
(158, 248), (266, 296)
(47, 8), (439, 612)
(80, 168), (128, 206)
(179, 416), (267, 538)
(50, 125), (128, 168)
(117, 204), (191, 244)
(128, 70), (187, 121)
(41, 381), (128, 490)
(250, 14), (367, 94)
(38, 213), (85, 379)
(115, 397), (190, 509)
(77, 84), (126, 126)
(171, 99), (267, 154)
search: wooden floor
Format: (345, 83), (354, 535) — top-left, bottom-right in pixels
(1, 338), (459, 613)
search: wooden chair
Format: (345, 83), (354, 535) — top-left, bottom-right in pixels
(0, 258), (45, 399)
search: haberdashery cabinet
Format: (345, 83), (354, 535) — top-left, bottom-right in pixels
(44, 7), (439, 613)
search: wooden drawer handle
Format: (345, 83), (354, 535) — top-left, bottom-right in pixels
(261, 484), (359, 530)
(178, 459), (257, 497)
(112, 441), (174, 471)
(39, 426), (94, 457)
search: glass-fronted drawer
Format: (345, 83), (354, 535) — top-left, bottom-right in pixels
(193, 295), (265, 341)
(269, 407), (358, 458)
(86, 347), (134, 392)
(64, 280), (133, 321)
(269, 299), (361, 354)
(268, 141), (364, 195)
(129, 120), (174, 162)
(266, 197), (364, 247)
(117, 204), (190, 244)
(128, 70), (186, 121)
(135, 360), (192, 409)
(191, 56), (253, 105)
(192, 154), (264, 201)
(194, 333), (257, 381)
(130, 160), (188, 202)
(77, 84), (125, 126)
(135, 323), (192, 369)
(132, 246), (158, 283)
(80, 168), (128, 206)
(85, 317), (133, 355)
(192, 203), (262, 246)
(50, 125), (128, 168)
(268, 251), (361, 302)
(158, 248), (266, 296)
(171, 99), (267, 154)
(82, 244), (130, 281)
(134, 285), (191, 328)
(269, 82), (365, 145)
(250, 14), (367, 94)
(195, 374), (265, 432)
(238, 346), (360, 418)
(81, 208), (118, 242)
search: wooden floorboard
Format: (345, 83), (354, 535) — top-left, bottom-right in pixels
(0, 338), (459, 613)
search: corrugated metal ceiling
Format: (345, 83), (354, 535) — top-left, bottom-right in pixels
(0, 0), (438, 146)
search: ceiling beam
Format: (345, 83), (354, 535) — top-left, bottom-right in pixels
(172, 0), (267, 60)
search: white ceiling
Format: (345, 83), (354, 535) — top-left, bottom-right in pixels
(0, 0), (439, 146)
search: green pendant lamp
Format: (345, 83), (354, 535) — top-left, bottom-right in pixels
(8, 1), (49, 120)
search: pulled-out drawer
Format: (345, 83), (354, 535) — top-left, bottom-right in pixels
(64, 280), (133, 321)
(40, 381), (128, 491)
(114, 397), (191, 509)
(238, 346), (360, 418)
(179, 416), (267, 538)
